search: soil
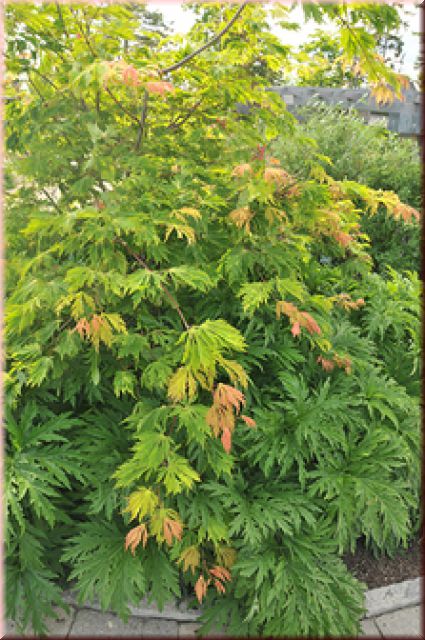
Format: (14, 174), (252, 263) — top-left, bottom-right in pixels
(343, 537), (422, 589)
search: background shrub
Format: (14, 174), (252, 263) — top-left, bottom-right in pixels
(271, 102), (421, 274)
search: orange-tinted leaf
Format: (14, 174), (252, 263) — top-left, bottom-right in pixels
(276, 300), (298, 321)
(231, 163), (253, 178)
(209, 566), (231, 582)
(221, 427), (232, 453)
(215, 384), (245, 412)
(317, 356), (335, 372)
(286, 184), (301, 199)
(122, 65), (140, 87)
(194, 574), (208, 604)
(334, 231), (352, 248)
(145, 81), (174, 95)
(228, 207), (254, 232)
(291, 321), (301, 337)
(213, 579), (226, 594)
(241, 415), (256, 428)
(74, 317), (91, 339)
(206, 405), (221, 437)
(124, 524), (148, 555)
(90, 314), (104, 334)
(264, 167), (292, 188)
(300, 312), (321, 336)
(163, 517), (183, 546)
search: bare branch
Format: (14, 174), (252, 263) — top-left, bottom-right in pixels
(135, 89), (149, 150)
(160, 2), (249, 75)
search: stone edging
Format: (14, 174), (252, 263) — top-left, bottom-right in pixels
(64, 576), (422, 622)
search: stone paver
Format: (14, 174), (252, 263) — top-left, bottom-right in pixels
(179, 622), (200, 637)
(69, 609), (143, 637)
(365, 578), (421, 618)
(178, 622), (227, 637)
(5, 606), (75, 638)
(5, 586), (422, 639)
(129, 598), (200, 622)
(141, 618), (179, 636)
(375, 605), (421, 637)
(360, 618), (381, 637)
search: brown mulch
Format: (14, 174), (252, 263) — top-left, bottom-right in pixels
(342, 537), (422, 589)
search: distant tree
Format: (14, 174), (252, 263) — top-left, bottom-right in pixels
(293, 2), (409, 90)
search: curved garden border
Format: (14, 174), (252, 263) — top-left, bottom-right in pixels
(64, 576), (422, 623)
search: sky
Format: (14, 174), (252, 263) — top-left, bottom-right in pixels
(146, 1), (420, 82)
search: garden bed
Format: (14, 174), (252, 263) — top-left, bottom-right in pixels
(343, 537), (421, 589)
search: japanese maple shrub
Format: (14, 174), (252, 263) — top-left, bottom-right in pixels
(5, 3), (420, 636)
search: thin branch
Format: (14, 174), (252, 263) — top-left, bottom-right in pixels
(70, 8), (97, 58)
(41, 188), (63, 214)
(31, 67), (58, 90)
(115, 237), (190, 330)
(104, 87), (140, 124)
(160, 2), (249, 75)
(69, 10), (140, 125)
(55, 2), (69, 39)
(27, 77), (46, 102)
(135, 89), (149, 150)
(168, 97), (203, 130)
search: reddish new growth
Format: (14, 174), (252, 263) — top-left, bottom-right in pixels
(391, 202), (420, 224)
(333, 293), (365, 311)
(276, 301), (321, 338)
(317, 356), (335, 372)
(124, 524), (148, 555)
(316, 210), (354, 249)
(122, 64), (140, 87)
(145, 81), (174, 96)
(73, 314), (108, 351)
(73, 315), (106, 339)
(194, 566), (232, 603)
(333, 230), (352, 248)
(252, 144), (266, 161)
(317, 353), (352, 375)
(103, 60), (141, 88)
(231, 163), (253, 178)
(163, 517), (183, 546)
(264, 167), (293, 189)
(206, 384), (256, 453)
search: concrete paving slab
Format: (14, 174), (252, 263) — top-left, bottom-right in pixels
(5, 606), (75, 638)
(141, 618), (179, 636)
(129, 600), (200, 622)
(365, 578), (421, 618)
(69, 609), (144, 637)
(178, 622), (228, 638)
(375, 605), (421, 637)
(65, 592), (201, 622)
(179, 622), (200, 637)
(359, 618), (381, 637)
